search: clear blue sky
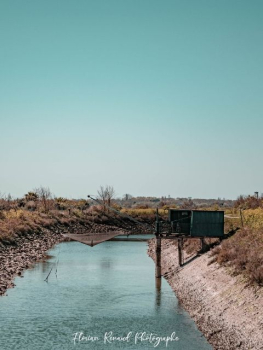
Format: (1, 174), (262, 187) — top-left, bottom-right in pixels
(0, 0), (262, 199)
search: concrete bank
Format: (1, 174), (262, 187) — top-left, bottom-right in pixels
(148, 239), (263, 350)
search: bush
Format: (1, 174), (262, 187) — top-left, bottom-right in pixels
(212, 228), (263, 286)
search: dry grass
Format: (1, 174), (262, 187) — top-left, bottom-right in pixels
(242, 208), (263, 230)
(182, 207), (263, 286)
(0, 210), (38, 242)
(212, 227), (263, 286)
(1, 200), (262, 287)
(121, 208), (167, 221)
(205, 208), (263, 286)
(0, 209), (74, 243)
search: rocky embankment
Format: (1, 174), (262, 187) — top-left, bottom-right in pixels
(0, 229), (63, 296)
(148, 239), (263, 350)
(0, 220), (125, 296)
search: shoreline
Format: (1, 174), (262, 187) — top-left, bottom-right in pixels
(148, 238), (263, 350)
(0, 214), (152, 297)
(3, 222), (262, 349)
(0, 229), (63, 296)
(0, 220), (125, 296)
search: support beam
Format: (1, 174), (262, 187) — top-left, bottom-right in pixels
(155, 237), (162, 278)
(200, 237), (205, 253)
(178, 237), (183, 266)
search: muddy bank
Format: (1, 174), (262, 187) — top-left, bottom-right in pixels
(148, 239), (263, 350)
(0, 220), (125, 296)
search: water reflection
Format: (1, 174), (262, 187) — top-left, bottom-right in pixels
(155, 277), (162, 307)
(100, 258), (113, 269)
(0, 239), (212, 350)
(40, 259), (53, 274)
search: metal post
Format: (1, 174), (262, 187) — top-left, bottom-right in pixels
(178, 237), (183, 266)
(155, 208), (162, 278)
(155, 236), (162, 278)
(155, 208), (160, 236)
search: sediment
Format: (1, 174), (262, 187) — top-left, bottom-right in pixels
(148, 239), (263, 350)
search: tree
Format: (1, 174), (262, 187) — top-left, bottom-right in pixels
(35, 187), (52, 212)
(97, 185), (115, 212)
(24, 191), (38, 202)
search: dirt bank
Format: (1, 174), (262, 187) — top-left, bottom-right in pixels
(0, 220), (124, 296)
(148, 239), (263, 350)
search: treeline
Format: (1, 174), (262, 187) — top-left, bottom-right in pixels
(234, 194), (263, 209)
(116, 196), (234, 210)
(0, 187), (89, 213)
(0, 187), (235, 213)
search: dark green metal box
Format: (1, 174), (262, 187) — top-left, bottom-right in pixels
(168, 210), (224, 238)
(190, 210), (224, 237)
(169, 210), (192, 234)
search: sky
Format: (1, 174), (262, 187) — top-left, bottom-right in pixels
(0, 0), (263, 200)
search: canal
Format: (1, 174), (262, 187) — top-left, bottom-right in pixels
(0, 237), (212, 349)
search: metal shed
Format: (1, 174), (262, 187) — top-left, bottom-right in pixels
(168, 209), (224, 238)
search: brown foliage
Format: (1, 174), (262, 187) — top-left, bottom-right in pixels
(212, 228), (263, 286)
(235, 195), (263, 209)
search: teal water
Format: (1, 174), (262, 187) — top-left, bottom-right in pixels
(0, 239), (212, 350)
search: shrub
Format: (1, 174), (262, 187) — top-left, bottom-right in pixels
(212, 227), (263, 286)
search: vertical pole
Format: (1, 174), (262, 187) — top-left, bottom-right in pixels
(155, 276), (162, 307)
(156, 208), (160, 236)
(155, 276), (162, 290)
(178, 237), (183, 266)
(155, 208), (162, 278)
(239, 209), (244, 227)
(155, 236), (162, 278)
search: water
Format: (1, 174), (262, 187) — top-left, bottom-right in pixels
(0, 238), (212, 350)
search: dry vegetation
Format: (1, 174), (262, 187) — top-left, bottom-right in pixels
(209, 196), (263, 286)
(126, 202), (263, 286)
(211, 227), (263, 285)
(121, 208), (166, 221)
(0, 209), (75, 245)
(0, 187), (122, 245)
(1, 189), (262, 286)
